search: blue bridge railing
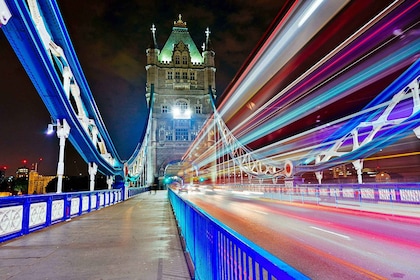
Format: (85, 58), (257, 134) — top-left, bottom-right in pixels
(0, 189), (124, 243)
(209, 183), (420, 218)
(245, 183), (420, 205)
(0, 185), (149, 244)
(168, 188), (309, 280)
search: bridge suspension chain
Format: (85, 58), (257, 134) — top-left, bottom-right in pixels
(210, 96), (293, 180)
(27, 0), (116, 167)
(125, 89), (156, 182)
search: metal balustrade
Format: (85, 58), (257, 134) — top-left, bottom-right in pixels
(223, 183), (420, 205)
(168, 188), (309, 280)
(128, 186), (150, 197)
(212, 183), (420, 218)
(0, 189), (126, 243)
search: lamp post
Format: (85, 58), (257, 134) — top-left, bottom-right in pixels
(48, 119), (70, 193)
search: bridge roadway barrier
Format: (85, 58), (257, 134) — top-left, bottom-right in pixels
(0, 190), (192, 279)
(168, 188), (309, 280)
(225, 183), (420, 218)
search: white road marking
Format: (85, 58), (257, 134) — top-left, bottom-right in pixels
(252, 209), (268, 215)
(310, 226), (351, 240)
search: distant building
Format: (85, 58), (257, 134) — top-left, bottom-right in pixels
(16, 166), (29, 179)
(28, 171), (55, 194)
(0, 168), (5, 182)
(145, 15), (216, 182)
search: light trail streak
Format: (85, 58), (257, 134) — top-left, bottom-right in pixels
(200, 96), (416, 179)
(184, 1), (420, 182)
(231, 1), (413, 139)
(216, 0), (299, 113)
(365, 151), (420, 161)
(218, 0), (349, 119)
(190, 94), (416, 171)
(230, 1), (404, 132)
(238, 39), (420, 145)
(298, 0), (324, 27)
(236, 28), (420, 141)
(209, 122), (408, 175)
(239, 87), (413, 160)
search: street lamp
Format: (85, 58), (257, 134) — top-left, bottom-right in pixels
(47, 119), (70, 193)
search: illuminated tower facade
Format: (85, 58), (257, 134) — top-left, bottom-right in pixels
(145, 15), (216, 183)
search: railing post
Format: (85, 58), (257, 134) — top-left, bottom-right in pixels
(65, 194), (71, 220)
(22, 197), (30, 235)
(46, 195), (53, 226)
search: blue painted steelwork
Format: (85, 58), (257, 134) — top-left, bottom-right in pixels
(299, 59), (420, 172)
(1, 0), (124, 176)
(125, 86), (155, 180)
(168, 188), (309, 280)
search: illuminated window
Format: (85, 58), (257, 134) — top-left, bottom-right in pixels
(190, 72), (195, 80)
(195, 105), (202, 114)
(174, 119), (189, 127)
(175, 128), (189, 141)
(167, 71), (172, 80)
(176, 100), (188, 110)
(182, 72), (188, 80)
(191, 130), (198, 141)
(166, 131), (173, 141)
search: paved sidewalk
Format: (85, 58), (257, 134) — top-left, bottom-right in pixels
(0, 191), (192, 280)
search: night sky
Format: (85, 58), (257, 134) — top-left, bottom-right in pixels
(0, 0), (286, 176)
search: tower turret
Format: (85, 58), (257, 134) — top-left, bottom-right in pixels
(146, 24), (160, 105)
(202, 27), (216, 96)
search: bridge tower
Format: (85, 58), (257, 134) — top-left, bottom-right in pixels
(145, 15), (216, 185)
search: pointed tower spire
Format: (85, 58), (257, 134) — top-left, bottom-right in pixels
(149, 24), (158, 49)
(204, 27), (213, 51)
(174, 14), (187, 27)
(146, 23), (160, 79)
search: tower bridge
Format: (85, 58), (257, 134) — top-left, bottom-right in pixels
(1, 0), (420, 279)
(2, 0), (419, 189)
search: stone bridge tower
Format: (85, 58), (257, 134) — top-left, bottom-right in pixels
(145, 15), (216, 184)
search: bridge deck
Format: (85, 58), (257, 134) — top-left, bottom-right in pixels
(0, 191), (192, 280)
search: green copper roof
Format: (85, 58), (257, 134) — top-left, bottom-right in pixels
(158, 19), (204, 64)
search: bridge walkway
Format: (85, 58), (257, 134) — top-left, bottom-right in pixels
(0, 191), (192, 280)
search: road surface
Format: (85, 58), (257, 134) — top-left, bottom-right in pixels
(181, 188), (420, 279)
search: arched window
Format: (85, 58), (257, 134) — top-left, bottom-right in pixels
(176, 100), (188, 110)
(172, 99), (191, 119)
